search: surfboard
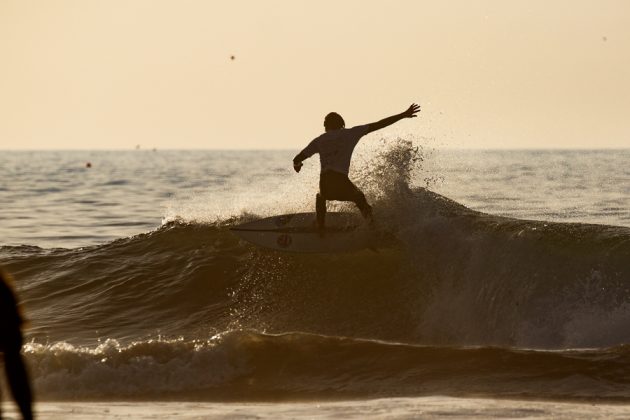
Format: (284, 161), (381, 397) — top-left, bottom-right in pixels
(230, 212), (372, 253)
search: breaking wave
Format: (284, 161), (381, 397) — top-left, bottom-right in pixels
(1, 140), (629, 401)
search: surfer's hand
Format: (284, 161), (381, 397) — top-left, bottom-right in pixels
(402, 103), (421, 118)
(293, 162), (303, 173)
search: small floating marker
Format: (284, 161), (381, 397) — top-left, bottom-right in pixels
(230, 55), (235, 61)
(86, 162), (92, 168)
(602, 36), (607, 42)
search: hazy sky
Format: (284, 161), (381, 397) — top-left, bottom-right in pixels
(1, 0), (628, 149)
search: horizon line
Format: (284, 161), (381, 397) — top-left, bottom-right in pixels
(1, 146), (629, 152)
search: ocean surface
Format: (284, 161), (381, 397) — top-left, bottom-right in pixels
(1, 143), (630, 416)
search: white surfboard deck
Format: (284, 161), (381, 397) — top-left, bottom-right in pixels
(230, 212), (372, 253)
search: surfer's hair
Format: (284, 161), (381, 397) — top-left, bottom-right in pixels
(324, 112), (345, 130)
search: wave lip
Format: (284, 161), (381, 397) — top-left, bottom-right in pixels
(26, 331), (630, 401)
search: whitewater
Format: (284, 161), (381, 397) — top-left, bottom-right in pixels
(1, 142), (629, 418)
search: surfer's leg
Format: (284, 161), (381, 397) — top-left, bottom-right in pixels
(318, 172), (335, 232)
(344, 179), (372, 222)
(353, 191), (373, 221)
(316, 193), (326, 230)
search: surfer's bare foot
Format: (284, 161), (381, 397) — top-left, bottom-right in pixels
(366, 231), (379, 252)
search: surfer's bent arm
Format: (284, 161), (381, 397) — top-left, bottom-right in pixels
(366, 103), (421, 134)
(293, 140), (318, 173)
(293, 152), (306, 173)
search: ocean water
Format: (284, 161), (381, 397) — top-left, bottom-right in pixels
(1, 143), (630, 416)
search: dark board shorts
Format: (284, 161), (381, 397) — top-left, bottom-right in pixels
(319, 170), (365, 201)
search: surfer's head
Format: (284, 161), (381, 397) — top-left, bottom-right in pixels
(324, 112), (345, 131)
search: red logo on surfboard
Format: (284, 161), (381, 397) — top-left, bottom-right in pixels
(277, 234), (292, 248)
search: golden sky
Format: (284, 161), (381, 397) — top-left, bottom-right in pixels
(1, 0), (628, 149)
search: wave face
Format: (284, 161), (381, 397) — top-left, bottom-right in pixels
(4, 190), (629, 348)
(2, 142), (630, 401)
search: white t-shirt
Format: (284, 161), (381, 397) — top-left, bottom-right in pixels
(299, 125), (370, 175)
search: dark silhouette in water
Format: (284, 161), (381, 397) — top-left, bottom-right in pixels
(0, 269), (33, 420)
(293, 104), (420, 231)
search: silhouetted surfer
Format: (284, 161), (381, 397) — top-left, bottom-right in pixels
(0, 269), (33, 420)
(293, 104), (420, 231)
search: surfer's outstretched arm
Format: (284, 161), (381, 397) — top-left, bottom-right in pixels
(366, 103), (420, 134)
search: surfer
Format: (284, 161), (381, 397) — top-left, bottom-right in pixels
(0, 269), (34, 420)
(293, 103), (421, 231)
